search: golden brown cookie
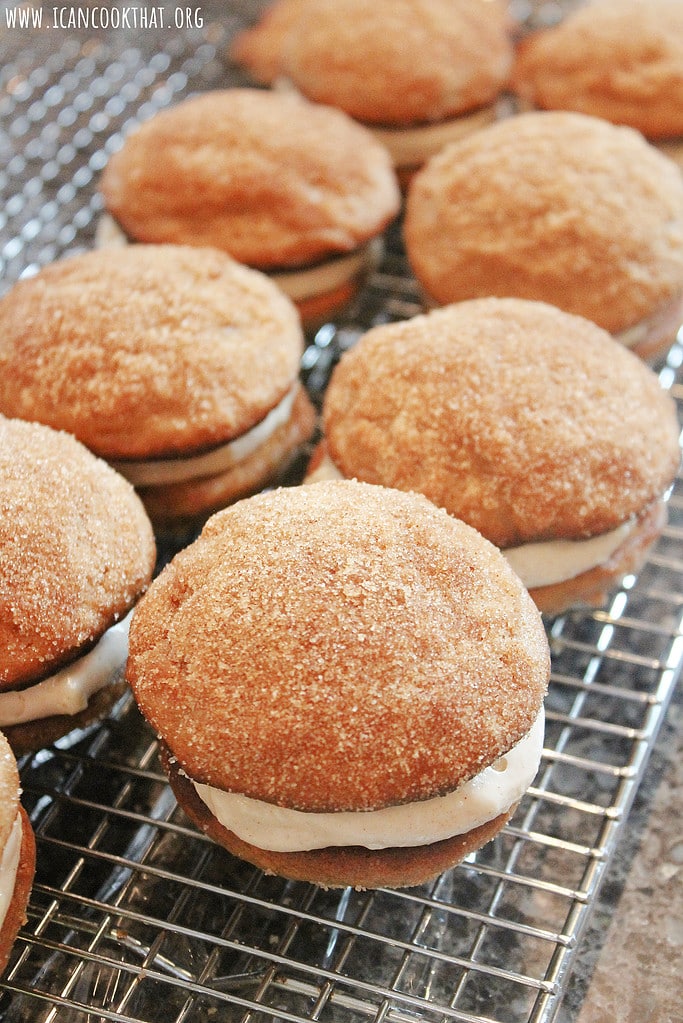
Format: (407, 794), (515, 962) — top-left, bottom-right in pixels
(231, 0), (514, 180)
(0, 732), (35, 973)
(310, 299), (681, 615)
(404, 111), (683, 355)
(0, 417), (156, 746)
(98, 89), (400, 324)
(0, 245), (316, 527)
(127, 479), (549, 888)
(512, 0), (683, 142)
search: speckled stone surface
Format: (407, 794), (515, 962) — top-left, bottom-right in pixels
(557, 685), (683, 1023)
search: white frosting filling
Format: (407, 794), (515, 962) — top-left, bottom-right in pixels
(271, 239), (382, 302)
(110, 385), (297, 488)
(308, 454), (635, 588)
(0, 611), (132, 727)
(504, 519), (636, 589)
(193, 709), (545, 852)
(0, 815), (22, 932)
(369, 105), (498, 168)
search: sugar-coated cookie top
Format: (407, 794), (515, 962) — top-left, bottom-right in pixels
(127, 480), (549, 813)
(405, 111), (683, 333)
(322, 299), (681, 548)
(233, 0), (514, 125)
(0, 245), (304, 459)
(513, 0), (683, 139)
(100, 89), (400, 267)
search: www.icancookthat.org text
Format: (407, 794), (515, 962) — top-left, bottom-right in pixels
(5, 5), (205, 30)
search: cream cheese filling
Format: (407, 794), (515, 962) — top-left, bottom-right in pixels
(369, 104), (499, 168)
(110, 385), (297, 488)
(192, 709), (544, 852)
(94, 216), (381, 304)
(270, 238), (382, 302)
(0, 611), (132, 728)
(308, 453), (636, 588)
(0, 815), (22, 932)
(504, 519), (636, 589)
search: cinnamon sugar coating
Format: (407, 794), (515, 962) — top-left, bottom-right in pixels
(234, 0), (513, 126)
(0, 417), (156, 688)
(127, 480), (549, 813)
(99, 89), (400, 268)
(0, 245), (305, 459)
(320, 299), (681, 549)
(512, 0), (683, 140)
(404, 111), (683, 334)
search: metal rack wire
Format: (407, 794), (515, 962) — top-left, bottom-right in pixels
(1, 4), (682, 1021)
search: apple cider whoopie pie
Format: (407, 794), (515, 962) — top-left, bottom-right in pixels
(0, 731), (35, 974)
(0, 416), (156, 752)
(512, 0), (683, 168)
(0, 245), (316, 531)
(404, 111), (683, 360)
(98, 88), (401, 328)
(230, 0), (515, 186)
(307, 299), (681, 616)
(127, 479), (549, 890)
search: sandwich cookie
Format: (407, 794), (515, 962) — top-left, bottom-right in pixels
(0, 417), (156, 752)
(404, 111), (683, 360)
(98, 88), (401, 328)
(127, 479), (550, 889)
(307, 299), (681, 616)
(512, 0), (683, 169)
(0, 245), (316, 531)
(231, 0), (515, 186)
(0, 731), (35, 974)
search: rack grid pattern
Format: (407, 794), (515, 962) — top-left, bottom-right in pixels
(1, 5), (682, 1022)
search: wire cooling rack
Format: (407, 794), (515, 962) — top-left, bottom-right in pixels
(1, 3), (682, 1022)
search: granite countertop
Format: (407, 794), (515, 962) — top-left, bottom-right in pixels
(557, 685), (683, 1023)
